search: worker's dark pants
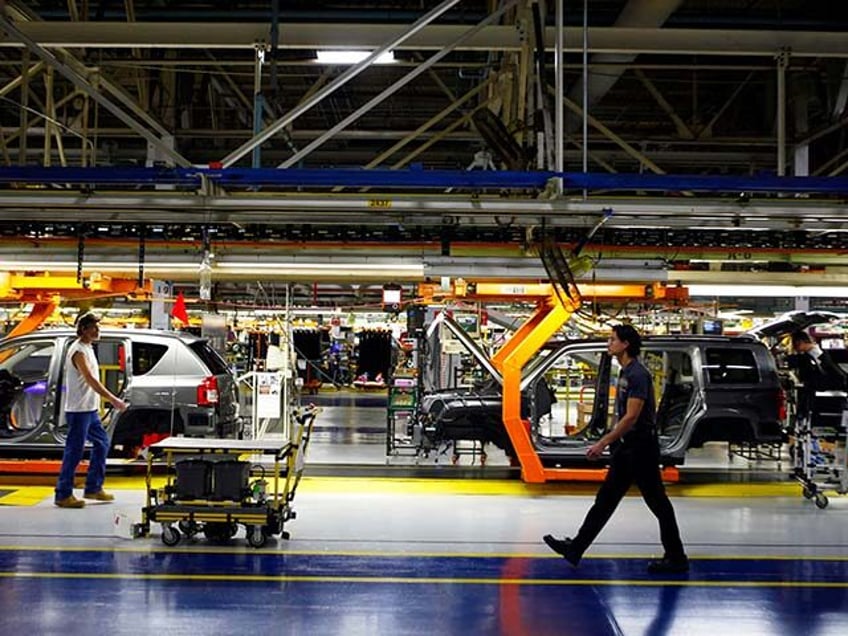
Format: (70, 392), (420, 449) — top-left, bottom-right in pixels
(571, 440), (686, 560)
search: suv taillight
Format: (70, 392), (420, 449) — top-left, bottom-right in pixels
(777, 387), (787, 422)
(198, 376), (219, 406)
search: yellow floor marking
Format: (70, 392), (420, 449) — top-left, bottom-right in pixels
(0, 543), (844, 559)
(0, 476), (805, 504)
(0, 486), (54, 506)
(1, 571), (846, 589)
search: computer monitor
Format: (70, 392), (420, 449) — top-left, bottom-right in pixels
(702, 319), (723, 335)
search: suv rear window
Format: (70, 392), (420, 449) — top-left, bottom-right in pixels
(188, 341), (230, 375)
(704, 348), (759, 384)
(132, 342), (168, 376)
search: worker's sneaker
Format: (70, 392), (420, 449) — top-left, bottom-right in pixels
(647, 556), (690, 574)
(83, 490), (115, 502)
(55, 495), (85, 508)
(543, 534), (581, 567)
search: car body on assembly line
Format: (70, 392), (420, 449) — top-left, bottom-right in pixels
(0, 328), (240, 457)
(415, 329), (795, 467)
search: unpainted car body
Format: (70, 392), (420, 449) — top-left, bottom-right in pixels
(416, 333), (786, 466)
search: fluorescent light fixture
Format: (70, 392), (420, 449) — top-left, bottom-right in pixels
(0, 260), (200, 271)
(315, 50), (395, 65)
(217, 262), (420, 272)
(689, 284), (848, 298)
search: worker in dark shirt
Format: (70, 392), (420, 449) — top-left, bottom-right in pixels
(543, 324), (688, 574)
(790, 330), (846, 419)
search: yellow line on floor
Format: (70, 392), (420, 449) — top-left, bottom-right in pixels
(0, 487), (54, 506)
(0, 477), (804, 505)
(2, 571), (847, 589)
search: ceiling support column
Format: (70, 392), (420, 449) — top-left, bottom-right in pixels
(776, 47), (789, 176)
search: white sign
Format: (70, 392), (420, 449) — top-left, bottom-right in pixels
(256, 372), (283, 419)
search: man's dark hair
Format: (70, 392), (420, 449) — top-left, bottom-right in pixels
(613, 323), (642, 357)
(75, 312), (100, 336)
(791, 330), (813, 347)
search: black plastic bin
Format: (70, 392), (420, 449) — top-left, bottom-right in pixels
(174, 458), (211, 500)
(211, 459), (251, 501)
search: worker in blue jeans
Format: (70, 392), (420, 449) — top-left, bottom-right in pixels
(55, 312), (128, 508)
(543, 324), (688, 574)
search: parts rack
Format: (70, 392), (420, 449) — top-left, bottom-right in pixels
(792, 399), (847, 509)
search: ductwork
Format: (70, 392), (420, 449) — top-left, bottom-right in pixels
(565, 0), (684, 133)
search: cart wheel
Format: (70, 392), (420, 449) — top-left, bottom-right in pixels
(815, 493), (829, 509)
(161, 525), (181, 547)
(280, 530), (291, 540)
(246, 525), (267, 549)
(802, 486), (815, 499)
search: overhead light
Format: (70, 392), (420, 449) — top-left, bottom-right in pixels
(217, 262), (420, 272)
(315, 50), (396, 65)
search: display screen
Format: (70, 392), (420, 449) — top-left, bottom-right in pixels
(702, 319), (723, 335)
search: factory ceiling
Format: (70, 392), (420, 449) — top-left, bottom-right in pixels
(0, 0), (848, 302)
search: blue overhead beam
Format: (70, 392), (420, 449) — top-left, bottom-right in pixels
(1, 166), (848, 194)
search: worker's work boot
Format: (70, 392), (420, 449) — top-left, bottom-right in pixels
(83, 490), (115, 502)
(543, 534), (581, 567)
(55, 495), (85, 508)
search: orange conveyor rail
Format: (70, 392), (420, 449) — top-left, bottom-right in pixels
(417, 280), (688, 483)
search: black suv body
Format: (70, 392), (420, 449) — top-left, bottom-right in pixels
(415, 333), (785, 466)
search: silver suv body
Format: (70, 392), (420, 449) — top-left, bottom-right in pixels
(0, 328), (240, 456)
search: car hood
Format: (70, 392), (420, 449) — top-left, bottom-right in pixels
(746, 310), (842, 339)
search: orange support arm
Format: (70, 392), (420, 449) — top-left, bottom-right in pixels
(3, 300), (59, 339)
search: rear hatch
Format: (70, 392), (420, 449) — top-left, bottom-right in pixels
(746, 310), (841, 340)
(186, 339), (239, 427)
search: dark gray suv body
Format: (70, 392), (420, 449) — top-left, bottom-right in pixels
(0, 328), (240, 456)
(416, 333), (785, 466)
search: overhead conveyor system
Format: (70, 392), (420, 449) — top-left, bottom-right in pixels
(0, 167), (847, 233)
(0, 271), (152, 337)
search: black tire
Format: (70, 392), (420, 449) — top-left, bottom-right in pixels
(246, 525), (267, 548)
(161, 526), (181, 546)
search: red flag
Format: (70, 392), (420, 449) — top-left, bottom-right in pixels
(171, 291), (189, 324)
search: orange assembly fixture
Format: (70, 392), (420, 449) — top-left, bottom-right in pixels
(417, 278), (685, 484)
(0, 271), (153, 338)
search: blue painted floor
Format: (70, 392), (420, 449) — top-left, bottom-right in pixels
(1, 547), (846, 635)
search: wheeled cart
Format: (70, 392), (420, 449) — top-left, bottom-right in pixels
(136, 406), (316, 548)
(792, 403), (847, 510)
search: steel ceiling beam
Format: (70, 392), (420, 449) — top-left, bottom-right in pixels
(278, 0), (519, 168)
(220, 0), (462, 168)
(3, 23), (848, 57)
(0, 13), (192, 167)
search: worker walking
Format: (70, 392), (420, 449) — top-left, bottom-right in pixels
(54, 313), (128, 508)
(543, 324), (688, 574)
